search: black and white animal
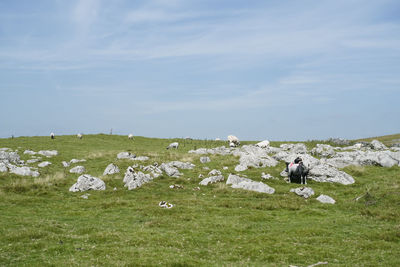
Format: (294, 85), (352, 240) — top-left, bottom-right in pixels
(166, 142), (179, 149)
(286, 157), (309, 184)
(227, 135), (240, 147)
(128, 134), (134, 140)
(77, 133), (83, 139)
(50, 132), (55, 139)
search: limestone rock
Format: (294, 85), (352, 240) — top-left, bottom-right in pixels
(280, 143), (307, 153)
(24, 150), (37, 155)
(38, 150), (58, 157)
(9, 165), (39, 177)
(311, 144), (335, 157)
(62, 161), (70, 167)
(261, 173), (276, 180)
(38, 161), (51, 168)
(200, 156), (211, 163)
(123, 168), (153, 190)
(199, 175), (225, 186)
(208, 169), (221, 176)
(70, 159), (86, 164)
(308, 164), (354, 185)
(0, 162), (8, 172)
(370, 140), (387, 150)
(27, 159), (40, 164)
(69, 166), (86, 174)
(160, 163), (182, 177)
(188, 146), (233, 155)
(226, 174), (275, 194)
(290, 187), (315, 199)
(0, 151), (21, 164)
(316, 194), (336, 204)
(69, 174), (106, 192)
(103, 163), (120, 175)
(117, 152), (136, 159)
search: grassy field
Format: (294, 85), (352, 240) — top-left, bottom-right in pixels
(0, 134), (399, 266)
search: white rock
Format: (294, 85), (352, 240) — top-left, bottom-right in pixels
(62, 161), (70, 167)
(226, 174), (275, 194)
(308, 164), (354, 185)
(200, 156), (211, 163)
(38, 161), (51, 168)
(160, 163), (182, 177)
(261, 173), (275, 180)
(311, 144), (335, 157)
(27, 159), (40, 164)
(0, 162), (8, 172)
(9, 166), (39, 177)
(123, 168), (153, 190)
(290, 187), (315, 199)
(316, 194), (336, 204)
(70, 159), (86, 164)
(199, 175), (225, 186)
(208, 169), (221, 176)
(69, 166), (86, 174)
(69, 175), (106, 192)
(38, 150), (58, 157)
(103, 163), (120, 175)
(130, 156), (149, 161)
(24, 150), (37, 155)
(370, 140), (387, 150)
(117, 152), (136, 159)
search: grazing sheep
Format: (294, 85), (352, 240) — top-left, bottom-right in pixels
(77, 133), (83, 139)
(128, 134), (134, 139)
(50, 133), (55, 139)
(167, 142), (179, 149)
(227, 135), (240, 147)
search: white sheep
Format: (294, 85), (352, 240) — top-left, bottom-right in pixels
(227, 135), (240, 147)
(128, 134), (134, 139)
(50, 132), (55, 139)
(167, 142), (179, 149)
(77, 133), (83, 139)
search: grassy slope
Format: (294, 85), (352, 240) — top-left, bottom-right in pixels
(0, 135), (399, 266)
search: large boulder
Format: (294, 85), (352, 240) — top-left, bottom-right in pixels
(308, 164), (354, 185)
(226, 174), (275, 194)
(123, 167), (153, 190)
(103, 163), (120, 175)
(160, 163), (182, 177)
(255, 140), (270, 148)
(233, 145), (278, 172)
(69, 174), (106, 192)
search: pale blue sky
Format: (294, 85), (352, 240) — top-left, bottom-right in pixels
(1, 0), (399, 140)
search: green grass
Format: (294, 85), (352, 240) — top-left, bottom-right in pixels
(0, 134), (399, 266)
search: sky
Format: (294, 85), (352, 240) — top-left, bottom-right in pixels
(0, 0), (399, 141)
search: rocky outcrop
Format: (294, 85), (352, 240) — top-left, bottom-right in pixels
(69, 174), (106, 192)
(9, 165), (40, 177)
(256, 140), (270, 148)
(103, 163), (120, 175)
(0, 151), (21, 164)
(233, 145), (278, 172)
(310, 144), (335, 157)
(226, 174), (275, 194)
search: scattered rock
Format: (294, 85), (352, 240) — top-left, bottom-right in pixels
(311, 144), (335, 157)
(223, 166), (228, 170)
(27, 159), (40, 164)
(316, 194), (336, 204)
(70, 159), (86, 164)
(69, 175), (106, 192)
(290, 187), (315, 199)
(69, 166), (86, 174)
(38, 161), (51, 168)
(0, 151), (21, 164)
(103, 163), (120, 175)
(261, 173), (276, 180)
(226, 174), (275, 194)
(62, 161), (70, 167)
(0, 162), (8, 172)
(193, 186), (200, 191)
(160, 163), (182, 177)
(24, 150), (36, 155)
(9, 165), (39, 177)
(81, 193), (90, 199)
(117, 152), (136, 160)
(208, 169), (221, 176)
(370, 140), (387, 150)
(200, 156), (211, 163)
(199, 175), (224, 186)
(38, 150), (58, 157)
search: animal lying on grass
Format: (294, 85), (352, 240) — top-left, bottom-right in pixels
(286, 157), (309, 184)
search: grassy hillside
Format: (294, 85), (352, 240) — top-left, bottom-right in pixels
(0, 135), (399, 266)
(355, 133), (400, 146)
